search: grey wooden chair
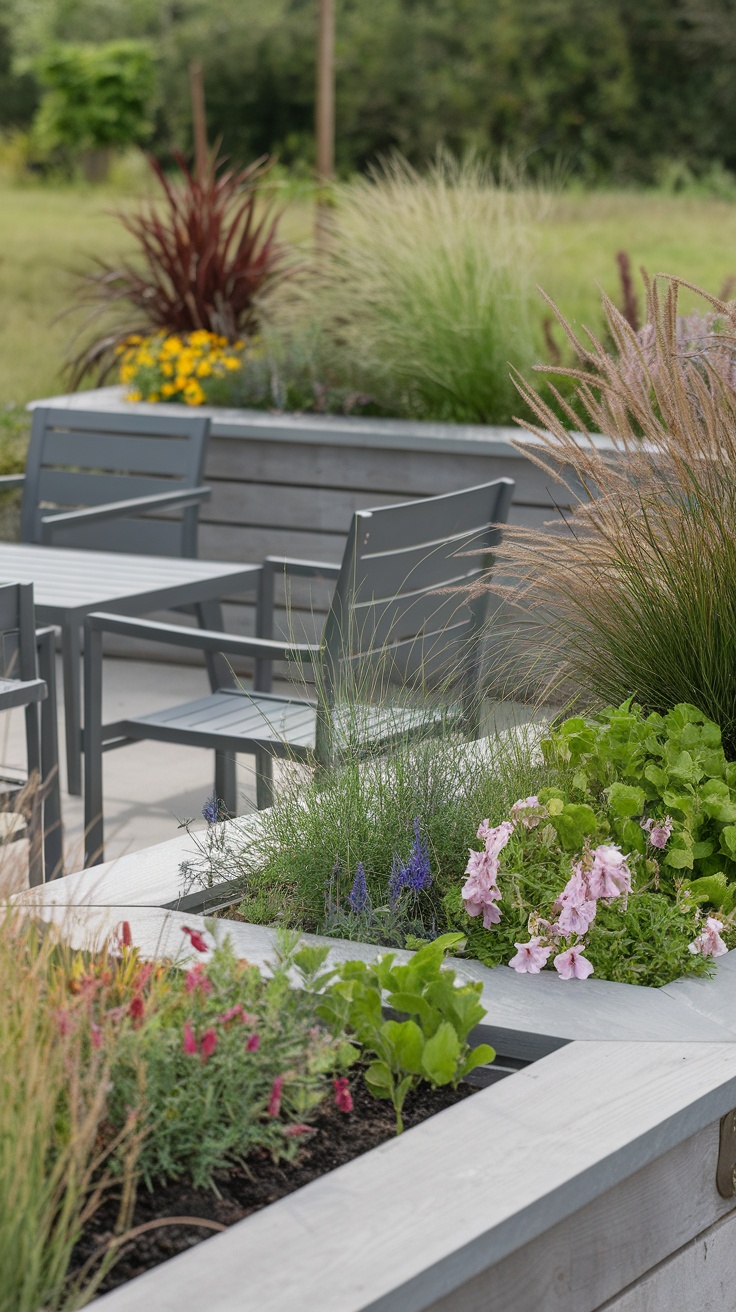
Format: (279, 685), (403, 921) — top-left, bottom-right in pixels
(83, 478), (514, 865)
(0, 406), (211, 794)
(0, 583), (63, 884)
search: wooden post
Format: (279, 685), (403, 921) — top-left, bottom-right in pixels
(189, 59), (208, 183)
(315, 0), (335, 247)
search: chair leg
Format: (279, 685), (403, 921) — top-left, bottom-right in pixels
(215, 751), (237, 817)
(255, 748), (274, 810)
(61, 622), (83, 796)
(83, 625), (105, 867)
(23, 700), (43, 887)
(37, 629), (63, 879)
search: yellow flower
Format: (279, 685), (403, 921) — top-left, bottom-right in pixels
(120, 363), (136, 383)
(161, 382), (176, 397)
(161, 361), (174, 377)
(161, 336), (183, 357)
(183, 379), (206, 405)
(127, 389), (142, 402)
(233, 339), (245, 350)
(196, 359), (212, 377)
(223, 356), (241, 371)
(147, 392), (160, 403)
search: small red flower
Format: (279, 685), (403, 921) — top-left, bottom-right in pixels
(129, 994), (144, 1022)
(183, 1020), (198, 1055)
(199, 1028), (218, 1061)
(120, 920), (133, 948)
(218, 1003), (243, 1025)
(333, 1077), (353, 1113)
(268, 1074), (285, 1117)
(283, 1123), (316, 1137)
(91, 1023), (103, 1049)
(246, 1032), (261, 1053)
(182, 925), (209, 953)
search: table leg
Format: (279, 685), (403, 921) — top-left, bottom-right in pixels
(37, 628), (64, 879)
(194, 600), (237, 691)
(61, 622), (82, 796)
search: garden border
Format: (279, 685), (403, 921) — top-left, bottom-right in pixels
(17, 828), (736, 1311)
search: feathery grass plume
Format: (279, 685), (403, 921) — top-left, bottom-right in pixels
(0, 910), (140, 1312)
(483, 273), (736, 751)
(282, 152), (546, 424)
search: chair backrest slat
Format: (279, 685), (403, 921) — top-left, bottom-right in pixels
(320, 478), (514, 711)
(22, 408), (210, 557)
(0, 582), (37, 682)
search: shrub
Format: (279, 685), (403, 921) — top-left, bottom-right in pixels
(488, 274), (736, 754)
(68, 150), (290, 385)
(33, 42), (155, 155)
(289, 153), (543, 424)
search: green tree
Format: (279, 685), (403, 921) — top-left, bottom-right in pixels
(33, 39), (156, 159)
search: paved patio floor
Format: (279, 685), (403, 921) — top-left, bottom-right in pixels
(0, 655), (263, 892)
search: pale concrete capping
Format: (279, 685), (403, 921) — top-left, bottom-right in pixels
(19, 824), (736, 1053)
(91, 1041), (736, 1312)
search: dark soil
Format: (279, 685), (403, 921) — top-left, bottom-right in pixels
(73, 1075), (477, 1294)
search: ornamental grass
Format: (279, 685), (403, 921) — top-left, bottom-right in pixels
(487, 274), (736, 756)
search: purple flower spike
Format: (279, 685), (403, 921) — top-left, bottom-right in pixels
(202, 793), (220, 825)
(349, 862), (369, 915)
(388, 818), (432, 901)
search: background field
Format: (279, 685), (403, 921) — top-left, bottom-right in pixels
(1, 179), (736, 411)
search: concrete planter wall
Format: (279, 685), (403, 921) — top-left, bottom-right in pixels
(32, 388), (599, 681)
(22, 826), (736, 1312)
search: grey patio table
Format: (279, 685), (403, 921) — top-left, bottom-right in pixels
(0, 542), (260, 796)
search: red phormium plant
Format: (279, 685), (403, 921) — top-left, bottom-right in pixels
(67, 150), (289, 385)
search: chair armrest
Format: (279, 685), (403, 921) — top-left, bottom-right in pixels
(40, 485), (211, 543)
(0, 473), (25, 490)
(84, 611), (318, 664)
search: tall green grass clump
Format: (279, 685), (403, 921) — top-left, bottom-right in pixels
(487, 274), (736, 755)
(0, 911), (139, 1312)
(195, 719), (550, 937)
(293, 154), (543, 424)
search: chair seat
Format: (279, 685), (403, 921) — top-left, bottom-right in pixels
(104, 687), (455, 759)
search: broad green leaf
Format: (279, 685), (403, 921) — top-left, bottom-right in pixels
(644, 763), (668, 789)
(459, 1043), (496, 1077)
(606, 782), (646, 818)
(387, 990), (432, 1024)
(383, 1019), (425, 1074)
(664, 846), (694, 869)
(721, 826), (736, 858)
(421, 1021), (461, 1085)
(553, 802), (598, 849)
(364, 1061), (394, 1099)
(686, 872), (729, 907)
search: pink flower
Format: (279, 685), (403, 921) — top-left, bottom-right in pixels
(477, 819), (515, 857)
(182, 925), (209, 953)
(587, 845), (632, 899)
(90, 1023), (103, 1049)
(554, 945), (594, 980)
(508, 937), (553, 974)
(199, 1028), (218, 1061)
(119, 920), (133, 948)
(185, 963), (212, 994)
(55, 1009), (73, 1037)
(268, 1075), (285, 1116)
(246, 1032), (261, 1052)
(283, 1123), (315, 1137)
(556, 865), (597, 935)
(689, 916), (729, 959)
(218, 1004), (244, 1025)
(333, 1077), (353, 1113)
(182, 1020), (198, 1055)
(510, 796), (544, 828)
(641, 815), (674, 850)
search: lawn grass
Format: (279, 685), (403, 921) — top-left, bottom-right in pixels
(0, 179), (735, 410)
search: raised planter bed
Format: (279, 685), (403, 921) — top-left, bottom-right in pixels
(30, 387), (599, 678)
(20, 826), (736, 1311)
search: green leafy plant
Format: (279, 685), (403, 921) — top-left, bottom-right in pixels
(316, 932), (494, 1133)
(108, 932), (355, 1190)
(545, 700), (736, 894)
